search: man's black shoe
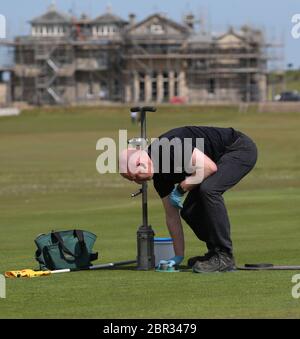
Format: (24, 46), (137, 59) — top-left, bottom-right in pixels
(192, 250), (236, 273)
(187, 251), (215, 268)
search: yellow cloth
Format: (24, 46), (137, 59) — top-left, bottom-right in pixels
(5, 269), (51, 278)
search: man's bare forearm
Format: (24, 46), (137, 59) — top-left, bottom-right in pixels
(180, 148), (218, 192)
(166, 213), (185, 257)
(180, 180), (199, 192)
(162, 197), (185, 257)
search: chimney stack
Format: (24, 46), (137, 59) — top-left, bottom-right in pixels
(129, 13), (136, 26)
(184, 14), (195, 30)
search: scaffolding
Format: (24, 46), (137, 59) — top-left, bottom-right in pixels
(1, 7), (285, 106)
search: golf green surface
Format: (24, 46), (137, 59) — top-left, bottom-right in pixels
(0, 105), (299, 319)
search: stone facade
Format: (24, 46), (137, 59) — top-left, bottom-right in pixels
(12, 5), (268, 105)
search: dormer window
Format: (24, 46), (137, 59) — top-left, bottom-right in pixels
(30, 5), (71, 38)
(32, 24), (67, 37)
(150, 24), (164, 34)
(93, 25), (119, 37)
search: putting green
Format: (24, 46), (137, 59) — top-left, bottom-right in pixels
(0, 105), (299, 318)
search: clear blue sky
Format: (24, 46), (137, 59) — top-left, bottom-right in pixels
(1, 0), (300, 68)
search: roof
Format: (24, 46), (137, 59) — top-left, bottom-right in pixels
(215, 26), (264, 44)
(31, 4), (71, 25)
(216, 27), (245, 41)
(92, 13), (128, 25)
(126, 13), (189, 34)
(188, 32), (212, 44)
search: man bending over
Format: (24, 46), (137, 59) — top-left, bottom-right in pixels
(120, 126), (257, 273)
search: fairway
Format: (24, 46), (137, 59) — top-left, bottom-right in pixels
(0, 105), (300, 319)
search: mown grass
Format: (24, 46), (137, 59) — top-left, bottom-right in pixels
(0, 105), (299, 318)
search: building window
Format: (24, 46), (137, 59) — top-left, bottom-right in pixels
(208, 79), (216, 94)
(150, 24), (164, 35)
(93, 25), (117, 37)
(174, 81), (179, 97)
(100, 80), (108, 99)
(163, 73), (169, 101)
(31, 25), (66, 37)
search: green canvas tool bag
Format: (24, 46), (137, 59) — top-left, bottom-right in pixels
(35, 230), (98, 271)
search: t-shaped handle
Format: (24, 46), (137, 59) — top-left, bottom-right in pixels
(131, 107), (157, 113)
(131, 189), (143, 198)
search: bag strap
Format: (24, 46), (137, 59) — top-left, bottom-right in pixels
(74, 230), (88, 253)
(51, 230), (88, 259)
(52, 232), (77, 258)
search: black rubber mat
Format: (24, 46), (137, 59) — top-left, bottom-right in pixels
(238, 265), (300, 271)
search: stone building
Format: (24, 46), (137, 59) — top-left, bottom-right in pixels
(12, 4), (269, 105)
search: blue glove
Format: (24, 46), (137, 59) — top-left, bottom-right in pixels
(159, 256), (184, 268)
(169, 185), (185, 209)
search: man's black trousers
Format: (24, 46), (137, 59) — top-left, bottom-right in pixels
(180, 133), (258, 254)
